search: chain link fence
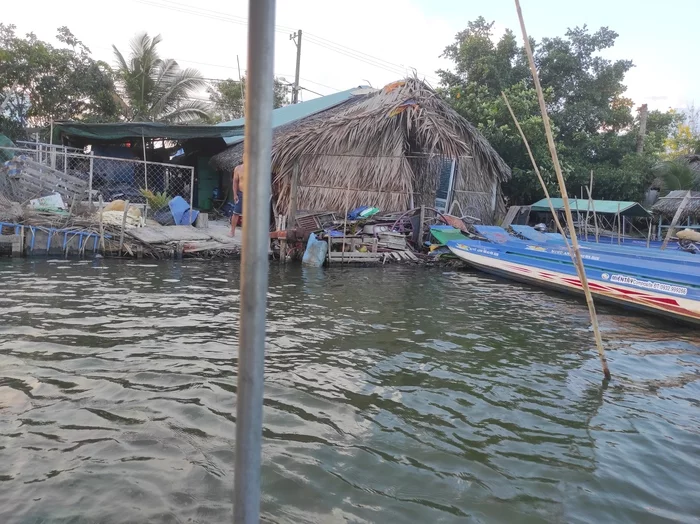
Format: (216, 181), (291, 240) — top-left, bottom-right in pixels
(0, 144), (195, 211)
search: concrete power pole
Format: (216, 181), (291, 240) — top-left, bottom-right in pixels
(290, 30), (302, 104)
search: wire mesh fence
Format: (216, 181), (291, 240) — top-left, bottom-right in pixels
(0, 144), (195, 212)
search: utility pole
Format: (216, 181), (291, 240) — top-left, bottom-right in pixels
(290, 29), (302, 104)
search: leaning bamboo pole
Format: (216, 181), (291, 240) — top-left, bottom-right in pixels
(515, 0), (611, 380)
(661, 189), (692, 250)
(501, 92), (570, 251)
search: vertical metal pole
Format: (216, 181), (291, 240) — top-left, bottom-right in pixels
(234, 1), (275, 523)
(142, 134), (149, 192)
(189, 166), (195, 224)
(88, 151), (94, 207)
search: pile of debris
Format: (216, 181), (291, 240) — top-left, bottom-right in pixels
(279, 205), (475, 266)
(0, 153), (240, 259)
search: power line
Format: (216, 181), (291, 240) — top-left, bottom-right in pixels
(131, 0), (439, 83)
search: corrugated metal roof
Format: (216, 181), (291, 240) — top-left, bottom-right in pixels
(219, 86), (374, 145)
(530, 198), (651, 217)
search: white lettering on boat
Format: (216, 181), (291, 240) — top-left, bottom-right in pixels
(525, 245), (600, 260)
(457, 244), (499, 257)
(609, 274), (688, 296)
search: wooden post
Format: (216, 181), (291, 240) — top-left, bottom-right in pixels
(661, 190), (692, 250)
(585, 187), (600, 243)
(341, 182), (351, 264)
(119, 200), (130, 255)
(418, 205), (426, 245)
(616, 203), (621, 245)
(285, 161), (299, 262)
(288, 162), (300, 229)
(515, 0), (611, 380)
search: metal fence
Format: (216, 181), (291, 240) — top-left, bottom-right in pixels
(0, 144), (195, 211)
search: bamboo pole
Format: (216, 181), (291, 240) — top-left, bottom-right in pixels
(585, 170), (593, 242)
(515, 0), (611, 380)
(585, 187), (600, 243)
(501, 92), (570, 250)
(661, 189), (692, 250)
(341, 181), (351, 263)
(616, 203), (622, 245)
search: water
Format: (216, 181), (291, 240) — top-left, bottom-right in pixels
(1, 259), (699, 524)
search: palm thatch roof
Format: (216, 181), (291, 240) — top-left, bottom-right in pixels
(210, 77), (511, 221)
(652, 190), (700, 221)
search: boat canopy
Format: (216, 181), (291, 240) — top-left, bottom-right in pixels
(530, 198), (651, 218)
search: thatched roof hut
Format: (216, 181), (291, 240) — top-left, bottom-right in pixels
(210, 78), (511, 222)
(652, 190), (700, 222)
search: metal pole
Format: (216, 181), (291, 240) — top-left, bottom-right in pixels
(142, 134), (149, 192)
(234, 1), (275, 522)
(189, 166), (195, 224)
(88, 151), (94, 207)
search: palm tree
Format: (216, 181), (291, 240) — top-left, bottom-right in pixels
(652, 159), (700, 193)
(112, 33), (210, 122)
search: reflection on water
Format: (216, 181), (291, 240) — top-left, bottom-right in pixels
(0, 259), (699, 523)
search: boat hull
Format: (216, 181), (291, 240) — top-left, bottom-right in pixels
(447, 241), (700, 326)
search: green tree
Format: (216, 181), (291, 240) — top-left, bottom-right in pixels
(208, 77), (290, 122)
(664, 106), (700, 157)
(112, 32), (210, 122)
(0, 24), (120, 139)
(652, 159), (700, 192)
(438, 17), (674, 205)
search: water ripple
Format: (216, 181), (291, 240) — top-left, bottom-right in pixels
(0, 259), (699, 523)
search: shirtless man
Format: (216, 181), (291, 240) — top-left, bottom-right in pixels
(230, 162), (244, 237)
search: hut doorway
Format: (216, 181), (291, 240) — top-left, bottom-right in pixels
(434, 158), (456, 213)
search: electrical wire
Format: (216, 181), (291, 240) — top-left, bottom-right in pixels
(132, 0), (439, 83)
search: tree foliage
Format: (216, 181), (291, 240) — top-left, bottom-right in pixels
(208, 77), (289, 122)
(112, 32), (210, 123)
(438, 17), (678, 205)
(652, 159), (700, 192)
(0, 24), (120, 139)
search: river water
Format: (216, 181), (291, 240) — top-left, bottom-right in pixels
(0, 259), (699, 523)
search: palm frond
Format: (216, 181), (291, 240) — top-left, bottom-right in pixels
(652, 160), (699, 192)
(160, 100), (212, 123)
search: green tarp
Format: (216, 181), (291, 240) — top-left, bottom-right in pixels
(430, 226), (468, 245)
(530, 198), (651, 218)
(55, 122), (245, 144)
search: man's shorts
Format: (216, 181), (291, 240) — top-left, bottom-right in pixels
(233, 191), (243, 215)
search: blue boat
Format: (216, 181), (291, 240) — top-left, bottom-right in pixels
(446, 231), (700, 325)
(508, 225), (700, 266)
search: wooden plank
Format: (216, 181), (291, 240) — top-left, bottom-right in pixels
(501, 205), (521, 227)
(128, 225), (212, 244)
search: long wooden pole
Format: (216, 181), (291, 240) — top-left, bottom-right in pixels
(501, 92), (570, 250)
(585, 187), (600, 243)
(515, 0), (611, 380)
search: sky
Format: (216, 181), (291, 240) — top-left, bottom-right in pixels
(4, 0), (699, 112)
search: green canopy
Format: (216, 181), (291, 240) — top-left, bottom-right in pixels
(530, 198), (651, 218)
(55, 122), (245, 145)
